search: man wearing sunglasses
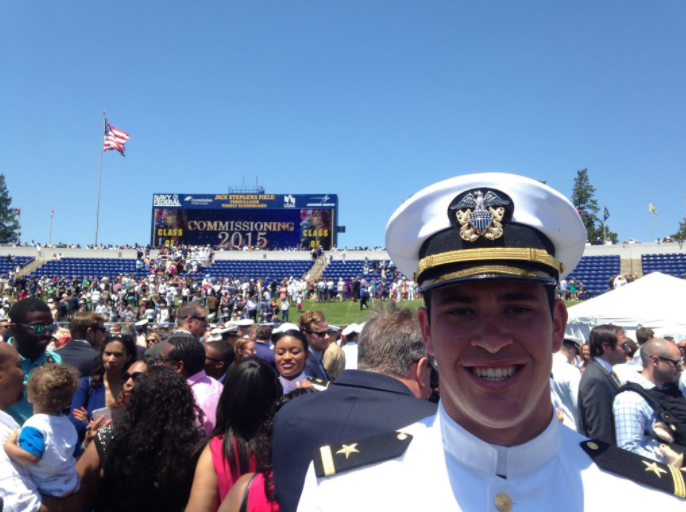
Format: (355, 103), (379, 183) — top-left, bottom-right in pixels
(146, 302), (207, 361)
(299, 311), (334, 382)
(613, 338), (684, 463)
(5, 298), (62, 426)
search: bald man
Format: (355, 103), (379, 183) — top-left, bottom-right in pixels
(613, 339), (684, 462)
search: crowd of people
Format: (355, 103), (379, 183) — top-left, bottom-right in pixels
(552, 326), (686, 467)
(0, 295), (437, 511)
(557, 273), (638, 301)
(2, 173), (685, 511)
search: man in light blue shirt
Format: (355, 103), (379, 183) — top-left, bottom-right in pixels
(5, 298), (61, 426)
(613, 339), (683, 462)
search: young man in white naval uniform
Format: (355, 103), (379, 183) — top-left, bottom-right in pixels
(297, 173), (685, 511)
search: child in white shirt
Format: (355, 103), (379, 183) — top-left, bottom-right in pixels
(4, 363), (81, 497)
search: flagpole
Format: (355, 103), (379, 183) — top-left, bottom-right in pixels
(603, 221), (606, 244)
(94, 111), (106, 248)
(648, 201), (653, 244)
(49, 212), (53, 246)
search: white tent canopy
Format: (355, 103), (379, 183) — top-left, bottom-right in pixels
(565, 272), (686, 342)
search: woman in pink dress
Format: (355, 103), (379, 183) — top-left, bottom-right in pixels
(218, 389), (317, 512)
(186, 359), (283, 512)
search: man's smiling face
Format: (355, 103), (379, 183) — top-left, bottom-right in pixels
(418, 279), (567, 444)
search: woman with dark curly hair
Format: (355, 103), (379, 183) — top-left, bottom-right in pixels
(70, 334), (137, 442)
(186, 358), (283, 512)
(75, 365), (205, 512)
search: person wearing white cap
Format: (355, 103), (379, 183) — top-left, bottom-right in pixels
(341, 323), (362, 370)
(550, 337), (582, 431)
(297, 173), (684, 510)
(235, 318), (255, 339)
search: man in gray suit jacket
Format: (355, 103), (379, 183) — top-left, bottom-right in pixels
(578, 325), (627, 444)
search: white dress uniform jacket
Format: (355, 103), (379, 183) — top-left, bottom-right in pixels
(297, 402), (684, 511)
(550, 352), (581, 431)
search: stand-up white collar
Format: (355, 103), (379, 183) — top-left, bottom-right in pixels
(437, 401), (561, 479)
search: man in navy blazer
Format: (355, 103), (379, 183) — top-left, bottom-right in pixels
(299, 311), (333, 382)
(58, 312), (106, 377)
(273, 306), (437, 512)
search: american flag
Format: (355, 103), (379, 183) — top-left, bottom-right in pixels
(103, 119), (130, 156)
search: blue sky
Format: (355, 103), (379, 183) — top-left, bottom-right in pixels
(1, 1), (685, 248)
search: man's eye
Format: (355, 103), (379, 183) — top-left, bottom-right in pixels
(505, 306), (531, 314)
(447, 308), (474, 316)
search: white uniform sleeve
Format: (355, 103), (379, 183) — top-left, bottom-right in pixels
(568, 366), (581, 413)
(297, 461), (323, 512)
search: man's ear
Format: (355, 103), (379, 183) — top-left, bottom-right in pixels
(417, 307), (434, 356)
(174, 360), (184, 374)
(551, 299), (568, 354)
(415, 356), (430, 390)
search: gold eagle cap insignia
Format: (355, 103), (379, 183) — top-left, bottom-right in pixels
(450, 190), (510, 242)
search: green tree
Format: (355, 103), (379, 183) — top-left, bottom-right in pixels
(0, 174), (21, 244)
(571, 168), (618, 244)
(673, 217), (686, 239)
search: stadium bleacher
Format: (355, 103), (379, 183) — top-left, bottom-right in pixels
(204, 260), (312, 281)
(30, 257), (312, 282)
(32, 258), (148, 280)
(566, 255), (620, 297)
(322, 260), (406, 283)
(641, 253), (686, 279)
(0, 256), (34, 275)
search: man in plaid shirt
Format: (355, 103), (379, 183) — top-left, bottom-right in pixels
(613, 338), (684, 462)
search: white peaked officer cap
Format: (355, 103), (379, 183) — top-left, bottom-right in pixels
(342, 324), (358, 337)
(273, 323), (301, 334)
(385, 173), (586, 292)
(236, 319), (255, 327)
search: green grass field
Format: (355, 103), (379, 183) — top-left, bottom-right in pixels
(289, 299), (581, 325)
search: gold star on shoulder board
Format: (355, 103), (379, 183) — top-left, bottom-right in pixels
(643, 461), (668, 478)
(336, 443), (360, 459)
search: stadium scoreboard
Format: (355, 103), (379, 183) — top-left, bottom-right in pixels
(151, 193), (338, 250)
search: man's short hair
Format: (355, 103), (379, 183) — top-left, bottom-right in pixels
(589, 325), (618, 358)
(255, 325), (272, 341)
(636, 327), (655, 345)
(177, 302), (203, 326)
(357, 303), (428, 377)
(120, 324), (136, 336)
(298, 310), (325, 332)
(9, 298), (51, 325)
(205, 340), (235, 366)
(168, 335), (206, 376)
(69, 311), (106, 340)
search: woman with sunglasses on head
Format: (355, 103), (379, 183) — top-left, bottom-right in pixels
(70, 334), (137, 442)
